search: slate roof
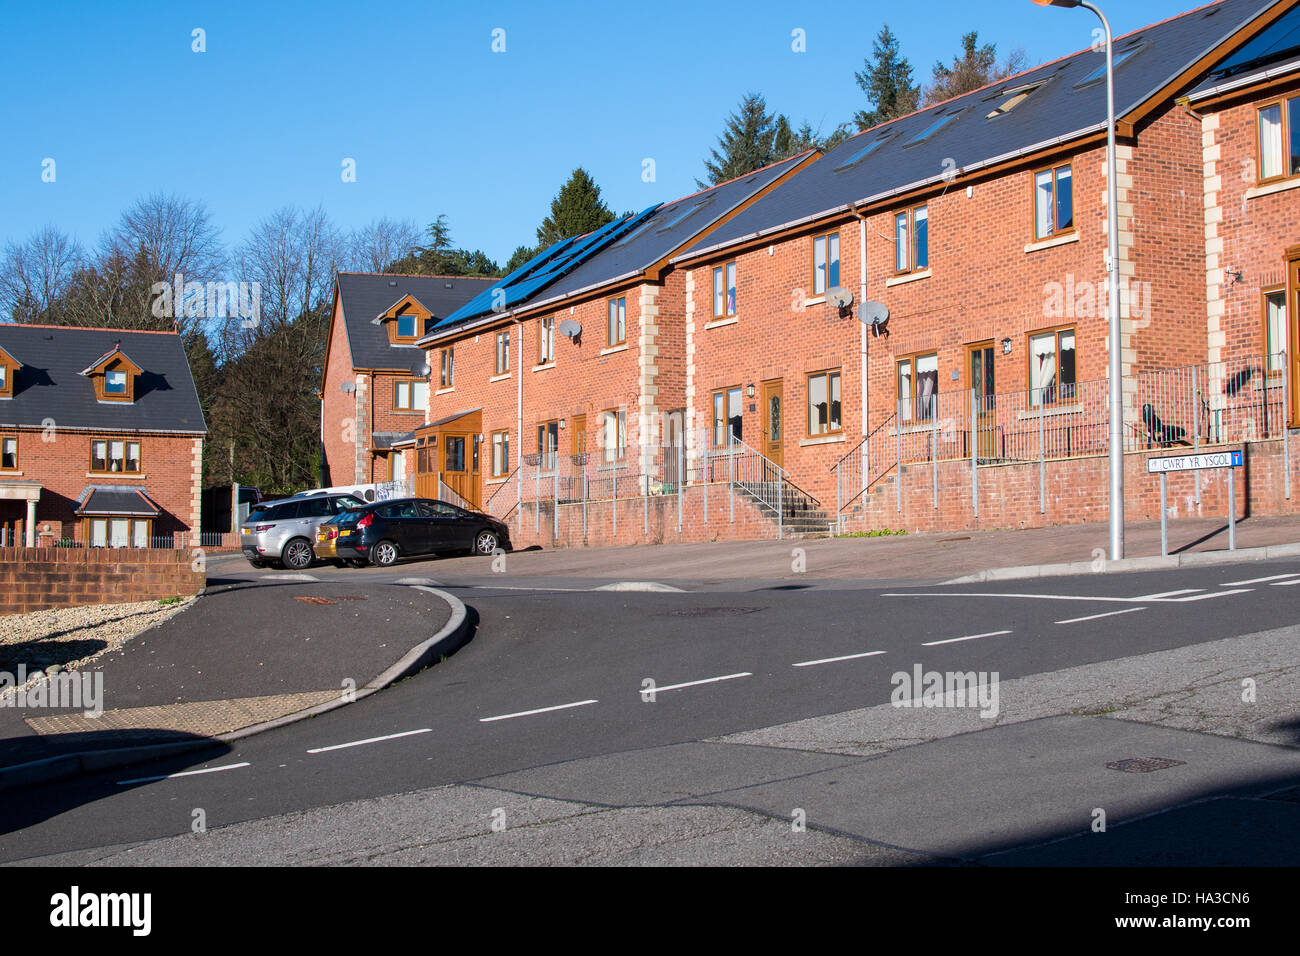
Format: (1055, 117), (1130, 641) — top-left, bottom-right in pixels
(334, 273), (497, 373)
(0, 325), (206, 434)
(427, 151), (814, 337)
(677, 0), (1286, 262)
(75, 486), (162, 516)
(371, 430), (415, 450)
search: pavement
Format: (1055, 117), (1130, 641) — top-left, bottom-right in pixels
(376, 512), (1300, 587)
(0, 574), (467, 791)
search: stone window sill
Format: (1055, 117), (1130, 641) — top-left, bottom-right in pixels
(1024, 232), (1079, 254)
(1244, 177), (1300, 200)
(885, 269), (931, 287)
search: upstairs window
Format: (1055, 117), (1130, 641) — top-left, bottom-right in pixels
(91, 439), (141, 474)
(894, 204), (929, 274)
(607, 297), (626, 347)
(395, 312), (417, 340)
(713, 262), (737, 317)
(1034, 163), (1073, 240)
(538, 317), (555, 364)
(1258, 97), (1300, 182)
(105, 370), (127, 394)
(812, 232), (840, 295)
(0, 346), (15, 398)
(439, 348), (454, 388)
(0, 436), (16, 471)
(495, 330), (510, 375)
(986, 83), (1043, 118)
(394, 379), (428, 412)
(0, 365), (6, 395)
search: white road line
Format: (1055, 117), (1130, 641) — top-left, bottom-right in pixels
(117, 762), (250, 786)
(1056, 607), (1148, 625)
(479, 700), (598, 722)
(1223, 573), (1300, 586)
(886, 589), (1252, 604)
(650, 672), (753, 693)
(306, 728), (431, 753)
(1169, 588), (1253, 601)
(1271, 579), (1300, 586)
(793, 651), (887, 668)
(921, 630), (1012, 646)
(1131, 588), (1202, 600)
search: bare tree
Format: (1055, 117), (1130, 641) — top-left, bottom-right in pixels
(347, 217), (422, 273)
(233, 205), (341, 340)
(0, 227), (84, 323)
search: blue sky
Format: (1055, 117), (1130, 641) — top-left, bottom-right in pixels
(1, 0), (1201, 266)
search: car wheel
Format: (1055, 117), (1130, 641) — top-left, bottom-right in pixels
(372, 539), (399, 568)
(282, 537), (314, 570)
(474, 529), (499, 555)
(248, 560), (266, 569)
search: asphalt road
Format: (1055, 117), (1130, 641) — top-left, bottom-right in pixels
(2, 552), (1299, 862)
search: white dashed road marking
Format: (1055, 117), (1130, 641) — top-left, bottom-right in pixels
(479, 700), (598, 722)
(921, 630), (1012, 647)
(649, 672), (753, 693)
(117, 762), (251, 786)
(1130, 589), (1202, 600)
(307, 728), (431, 753)
(1222, 573), (1300, 586)
(793, 651), (887, 668)
(1056, 607), (1148, 625)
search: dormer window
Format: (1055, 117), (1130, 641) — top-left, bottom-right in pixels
(373, 293), (431, 346)
(0, 346), (20, 399)
(81, 345), (141, 403)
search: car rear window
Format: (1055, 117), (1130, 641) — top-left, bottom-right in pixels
(265, 501), (301, 521)
(337, 508), (367, 527)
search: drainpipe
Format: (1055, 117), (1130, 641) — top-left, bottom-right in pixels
(851, 204), (869, 443)
(515, 318), (524, 516)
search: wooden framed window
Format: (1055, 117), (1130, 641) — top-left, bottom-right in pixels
(393, 379), (428, 412)
(894, 204), (929, 274)
(0, 436), (16, 471)
(495, 330), (510, 375)
(1033, 163), (1073, 240)
(0, 364), (7, 397)
(1258, 97), (1300, 184)
(538, 317), (555, 364)
(1264, 289), (1288, 374)
(711, 386), (743, 446)
(536, 420), (559, 471)
(86, 516), (151, 548)
(607, 297), (626, 347)
(0, 346), (18, 399)
(490, 430), (510, 477)
(712, 262), (737, 317)
(812, 232), (841, 295)
(90, 438), (141, 474)
(807, 370), (842, 437)
(439, 348), (454, 388)
(391, 311), (419, 344)
(1028, 327), (1077, 406)
(600, 409), (626, 463)
(896, 353), (938, 423)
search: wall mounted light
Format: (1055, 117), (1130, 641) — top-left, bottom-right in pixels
(746, 383), (756, 398)
(1001, 337), (1013, 355)
(559, 419), (566, 429)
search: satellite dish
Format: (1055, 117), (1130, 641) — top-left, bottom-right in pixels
(558, 319), (581, 339)
(828, 286), (854, 310)
(859, 301), (890, 337)
(340, 382), (356, 394)
(418, 363), (431, 378)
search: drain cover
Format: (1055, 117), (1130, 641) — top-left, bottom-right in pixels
(1105, 757), (1186, 773)
(668, 607), (761, 617)
(294, 596), (337, 606)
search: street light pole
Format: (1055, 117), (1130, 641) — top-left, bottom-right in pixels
(1033, 0), (1124, 561)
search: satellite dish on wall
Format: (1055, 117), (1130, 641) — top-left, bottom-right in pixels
(558, 319), (581, 340)
(340, 382), (356, 394)
(418, 363), (431, 378)
(828, 286), (854, 310)
(858, 300), (890, 336)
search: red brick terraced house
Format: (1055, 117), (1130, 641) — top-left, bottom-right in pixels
(0, 324), (207, 547)
(320, 273), (496, 487)
(666, 0), (1300, 536)
(412, 152), (816, 543)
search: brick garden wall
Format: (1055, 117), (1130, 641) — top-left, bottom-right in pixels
(0, 547), (206, 616)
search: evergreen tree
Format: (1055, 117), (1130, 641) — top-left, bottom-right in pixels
(535, 168), (617, 249)
(385, 214), (501, 276)
(699, 93), (781, 187)
(924, 31), (1029, 105)
(854, 26), (921, 131)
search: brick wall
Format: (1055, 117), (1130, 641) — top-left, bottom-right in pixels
(0, 547), (205, 616)
(321, 292), (356, 486)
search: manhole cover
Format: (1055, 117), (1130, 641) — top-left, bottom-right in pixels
(1105, 757), (1186, 773)
(294, 596), (337, 606)
(668, 607), (761, 617)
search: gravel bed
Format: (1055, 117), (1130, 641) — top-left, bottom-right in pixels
(0, 598), (196, 699)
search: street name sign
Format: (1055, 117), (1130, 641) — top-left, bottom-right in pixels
(1147, 450), (1242, 474)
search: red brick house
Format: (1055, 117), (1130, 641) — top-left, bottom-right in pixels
(320, 273), (495, 487)
(0, 325), (207, 547)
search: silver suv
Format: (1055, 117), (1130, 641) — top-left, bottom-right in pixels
(240, 493), (364, 569)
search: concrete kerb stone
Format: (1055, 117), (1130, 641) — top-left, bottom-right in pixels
(943, 542), (1299, 585)
(0, 585), (470, 794)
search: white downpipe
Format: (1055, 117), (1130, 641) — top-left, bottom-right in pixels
(515, 319), (523, 518)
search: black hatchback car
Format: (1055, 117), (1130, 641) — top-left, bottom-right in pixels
(333, 497), (511, 568)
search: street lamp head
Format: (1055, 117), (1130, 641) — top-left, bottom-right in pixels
(1031, 0), (1082, 6)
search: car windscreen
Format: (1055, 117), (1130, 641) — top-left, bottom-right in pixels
(336, 508), (366, 527)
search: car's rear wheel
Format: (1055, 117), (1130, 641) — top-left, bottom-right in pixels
(282, 537), (314, 570)
(474, 529), (499, 555)
(372, 539), (399, 567)
(248, 559), (266, 569)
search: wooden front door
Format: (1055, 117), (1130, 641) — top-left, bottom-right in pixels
(969, 343), (997, 459)
(414, 436), (437, 498)
(441, 433), (480, 509)
(761, 380), (784, 470)
(571, 414), (587, 464)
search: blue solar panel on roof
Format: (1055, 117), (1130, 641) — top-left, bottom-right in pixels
(1209, 4), (1300, 77)
(904, 110), (962, 147)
